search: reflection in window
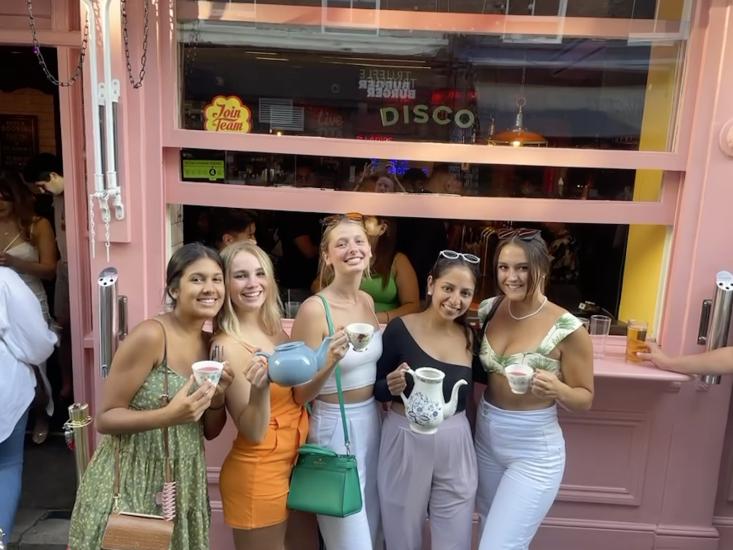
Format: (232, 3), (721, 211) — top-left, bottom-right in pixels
(181, 150), (649, 201)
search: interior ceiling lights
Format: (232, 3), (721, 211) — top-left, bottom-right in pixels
(488, 97), (548, 147)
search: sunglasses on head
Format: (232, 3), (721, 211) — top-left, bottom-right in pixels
(320, 212), (365, 227)
(497, 228), (541, 242)
(439, 249), (480, 264)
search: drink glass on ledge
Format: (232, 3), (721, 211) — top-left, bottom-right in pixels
(625, 320), (648, 362)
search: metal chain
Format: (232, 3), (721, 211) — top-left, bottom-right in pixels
(121, 0), (150, 89)
(184, 19), (201, 79)
(88, 194), (97, 260)
(27, 0), (90, 87)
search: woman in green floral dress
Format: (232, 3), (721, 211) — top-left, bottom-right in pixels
(68, 243), (234, 550)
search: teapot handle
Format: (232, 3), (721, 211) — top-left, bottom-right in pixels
(253, 351), (273, 381)
(399, 367), (415, 406)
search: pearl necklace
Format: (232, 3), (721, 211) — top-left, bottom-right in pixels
(508, 296), (548, 321)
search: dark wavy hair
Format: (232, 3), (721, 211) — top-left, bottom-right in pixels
(0, 170), (36, 241)
(425, 254), (479, 351)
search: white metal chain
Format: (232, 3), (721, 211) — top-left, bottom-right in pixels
(88, 194), (96, 260)
(89, 192), (113, 261)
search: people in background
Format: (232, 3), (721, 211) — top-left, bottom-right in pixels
(68, 243), (234, 549)
(24, 153), (73, 403)
(374, 250), (480, 550)
(360, 216), (420, 324)
(475, 228), (593, 550)
(400, 167), (428, 193)
(0, 267), (57, 543)
(291, 213), (383, 550)
(212, 208), (258, 249)
(639, 342), (733, 374)
(0, 170), (58, 445)
(212, 241), (315, 550)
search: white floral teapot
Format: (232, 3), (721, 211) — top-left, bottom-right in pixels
(400, 367), (467, 434)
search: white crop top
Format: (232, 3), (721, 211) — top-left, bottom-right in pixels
(320, 330), (383, 395)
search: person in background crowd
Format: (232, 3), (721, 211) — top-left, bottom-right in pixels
(355, 172), (406, 194)
(277, 161), (321, 303)
(639, 342), (733, 374)
(24, 154), (73, 404)
(0, 170), (58, 445)
(291, 213), (383, 550)
(374, 250), (481, 550)
(68, 243), (234, 549)
(360, 216), (419, 324)
(397, 165), (454, 297)
(400, 167), (428, 193)
(475, 228), (593, 550)
(212, 208), (258, 249)
(212, 241), (316, 550)
(0, 267), (57, 544)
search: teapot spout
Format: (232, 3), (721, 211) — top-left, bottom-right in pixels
(443, 379), (468, 418)
(314, 335), (334, 371)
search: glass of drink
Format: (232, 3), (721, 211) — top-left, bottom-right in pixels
(590, 315), (612, 358)
(625, 320), (648, 362)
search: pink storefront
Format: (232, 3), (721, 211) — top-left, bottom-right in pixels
(3, 0), (733, 548)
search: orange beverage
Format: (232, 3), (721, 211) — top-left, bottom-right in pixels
(625, 321), (648, 362)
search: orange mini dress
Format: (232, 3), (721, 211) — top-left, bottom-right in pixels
(219, 379), (308, 529)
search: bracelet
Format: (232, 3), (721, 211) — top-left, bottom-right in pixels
(208, 402), (226, 411)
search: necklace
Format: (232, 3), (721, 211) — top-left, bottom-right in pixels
(508, 296), (548, 321)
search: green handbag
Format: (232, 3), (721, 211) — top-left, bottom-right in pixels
(286, 295), (363, 518)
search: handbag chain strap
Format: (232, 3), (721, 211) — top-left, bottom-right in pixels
(318, 294), (352, 456)
(112, 318), (173, 511)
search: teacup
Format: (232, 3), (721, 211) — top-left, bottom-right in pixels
(505, 364), (534, 395)
(192, 360), (224, 387)
(345, 323), (375, 352)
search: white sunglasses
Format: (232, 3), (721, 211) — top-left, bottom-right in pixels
(439, 250), (480, 264)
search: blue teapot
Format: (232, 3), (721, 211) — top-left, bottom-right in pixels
(256, 337), (333, 387)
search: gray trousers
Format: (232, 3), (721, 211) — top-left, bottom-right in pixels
(377, 410), (477, 550)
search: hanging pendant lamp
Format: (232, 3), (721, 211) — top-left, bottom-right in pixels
(488, 97), (547, 147)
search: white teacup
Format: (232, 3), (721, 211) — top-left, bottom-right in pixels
(192, 360), (224, 387)
(505, 364), (535, 395)
(345, 323), (375, 352)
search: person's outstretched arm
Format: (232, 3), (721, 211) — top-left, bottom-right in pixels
(638, 342), (733, 375)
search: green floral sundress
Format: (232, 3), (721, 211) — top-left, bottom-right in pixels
(68, 361), (210, 550)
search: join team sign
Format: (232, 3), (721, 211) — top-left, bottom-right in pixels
(204, 96), (253, 133)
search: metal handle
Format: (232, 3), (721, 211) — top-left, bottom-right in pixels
(118, 295), (128, 341)
(697, 299), (713, 345)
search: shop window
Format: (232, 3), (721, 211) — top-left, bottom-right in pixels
(180, 150), (660, 202)
(181, 203), (636, 321)
(177, 1), (690, 151)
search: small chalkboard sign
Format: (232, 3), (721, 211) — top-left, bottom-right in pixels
(0, 115), (39, 171)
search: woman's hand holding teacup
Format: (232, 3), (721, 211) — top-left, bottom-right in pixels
(326, 329), (350, 368)
(530, 370), (562, 400)
(387, 363), (411, 396)
(166, 376), (215, 425)
(244, 354), (269, 389)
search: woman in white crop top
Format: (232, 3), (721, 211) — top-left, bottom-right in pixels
(291, 212), (383, 550)
(475, 229), (593, 550)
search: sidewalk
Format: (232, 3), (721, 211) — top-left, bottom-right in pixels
(9, 434), (76, 549)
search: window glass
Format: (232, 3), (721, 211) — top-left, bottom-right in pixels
(182, 204), (638, 321)
(178, 1), (690, 151)
(180, 150), (661, 201)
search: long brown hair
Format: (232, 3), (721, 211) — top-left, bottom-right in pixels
(0, 171), (36, 241)
(369, 217), (398, 289)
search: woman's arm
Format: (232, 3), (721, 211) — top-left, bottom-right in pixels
(377, 253), (420, 323)
(638, 342), (733, 375)
(215, 334), (272, 443)
(291, 297), (349, 405)
(374, 319), (401, 401)
(532, 327), (594, 412)
(5, 218), (58, 280)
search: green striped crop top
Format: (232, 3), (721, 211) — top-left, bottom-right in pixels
(478, 297), (582, 377)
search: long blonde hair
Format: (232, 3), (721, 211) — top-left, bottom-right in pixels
(317, 216), (371, 289)
(217, 241), (283, 338)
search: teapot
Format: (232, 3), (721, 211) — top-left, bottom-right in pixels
(256, 337), (332, 387)
(400, 367), (467, 434)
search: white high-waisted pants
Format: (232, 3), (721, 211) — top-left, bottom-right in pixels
(475, 398), (565, 550)
(378, 410), (477, 550)
(308, 397), (382, 550)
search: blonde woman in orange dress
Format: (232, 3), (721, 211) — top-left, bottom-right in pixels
(212, 241), (319, 550)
